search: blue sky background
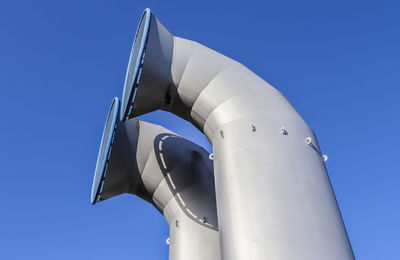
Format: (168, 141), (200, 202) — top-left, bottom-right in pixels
(1, 0), (399, 259)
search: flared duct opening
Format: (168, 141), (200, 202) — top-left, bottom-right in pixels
(121, 9), (174, 120)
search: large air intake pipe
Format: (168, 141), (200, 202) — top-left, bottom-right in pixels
(121, 9), (354, 260)
(92, 98), (220, 260)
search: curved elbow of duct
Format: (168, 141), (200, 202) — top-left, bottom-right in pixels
(92, 97), (218, 230)
(121, 9), (308, 141)
(92, 97), (221, 259)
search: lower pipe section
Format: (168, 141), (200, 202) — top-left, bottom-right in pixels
(91, 97), (220, 260)
(165, 197), (220, 260)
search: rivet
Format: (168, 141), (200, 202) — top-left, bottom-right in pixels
(209, 153), (214, 160)
(306, 137), (312, 145)
(281, 126), (288, 135)
(166, 238), (170, 245)
(252, 125), (256, 132)
(322, 155), (328, 161)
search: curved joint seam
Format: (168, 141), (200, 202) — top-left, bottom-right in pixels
(171, 37), (195, 89)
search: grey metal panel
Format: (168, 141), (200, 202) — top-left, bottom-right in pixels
(171, 37), (193, 87)
(135, 122), (162, 173)
(165, 199), (221, 260)
(120, 9), (354, 260)
(174, 40), (235, 109)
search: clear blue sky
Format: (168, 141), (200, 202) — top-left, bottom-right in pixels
(1, 0), (399, 259)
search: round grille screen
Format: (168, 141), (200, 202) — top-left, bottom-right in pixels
(121, 8), (151, 121)
(91, 97), (120, 204)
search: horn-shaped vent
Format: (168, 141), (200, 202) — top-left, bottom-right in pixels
(91, 98), (140, 204)
(121, 8), (173, 120)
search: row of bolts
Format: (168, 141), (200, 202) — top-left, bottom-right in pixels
(209, 126), (328, 162)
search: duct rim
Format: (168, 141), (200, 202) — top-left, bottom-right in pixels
(121, 8), (151, 121)
(91, 97), (120, 205)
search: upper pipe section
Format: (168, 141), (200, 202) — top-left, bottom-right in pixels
(120, 8), (304, 137)
(120, 9), (354, 260)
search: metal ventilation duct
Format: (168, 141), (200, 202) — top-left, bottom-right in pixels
(92, 97), (220, 260)
(120, 8), (354, 260)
